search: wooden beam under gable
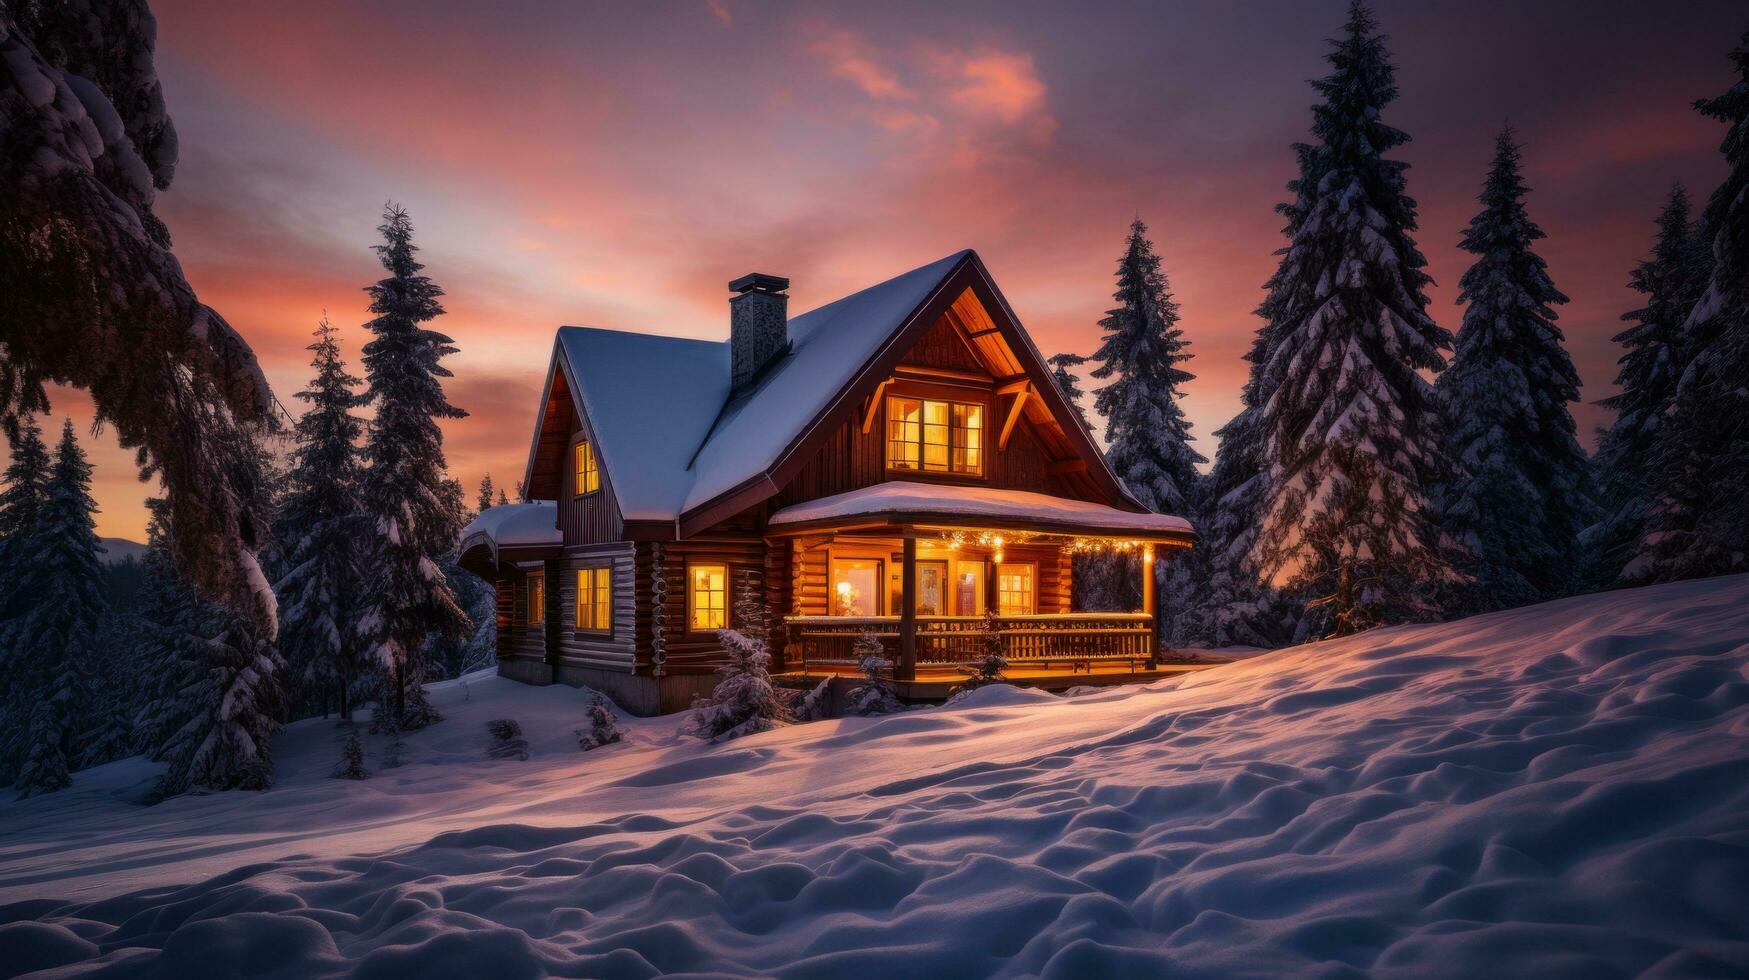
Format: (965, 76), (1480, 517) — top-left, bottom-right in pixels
(999, 383), (1031, 451)
(860, 378), (893, 434)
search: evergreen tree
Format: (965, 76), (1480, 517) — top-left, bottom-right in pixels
(354, 205), (471, 729)
(153, 609), (285, 797)
(1437, 129), (1590, 611)
(275, 318), (367, 720)
(476, 474), (497, 515)
(1046, 353), (1095, 435)
(1591, 187), (1710, 586)
(1088, 219), (1204, 630)
(6, 421), (107, 793)
(497, 489), (510, 507)
(1248, 2), (1454, 637)
(683, 586), (791, 742)
(1182, 148), (1325, 649)
(0, 417), (51, 631)
(1090, 218), (1205, 517)
(1636, 30), (1749, 582)
(846, 635), (903, 716)
(332, 722), (369, 780)
(131, 504), (205, 759)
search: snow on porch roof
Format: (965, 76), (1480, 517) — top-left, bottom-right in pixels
(768, 481), (1196, 540)
(458, 501), (562, 566)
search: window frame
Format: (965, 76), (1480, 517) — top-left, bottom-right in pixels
(527, 571), (545, 625)
(574, 439), (600, 497)
(884, 393), (986, 478)
(828, 555), (885, 617)
(996, 561), (1036, 616)
(574, 564), (613, 635)
(686, 561), (730, 635)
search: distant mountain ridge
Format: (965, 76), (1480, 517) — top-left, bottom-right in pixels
(97, 537), (148, 564)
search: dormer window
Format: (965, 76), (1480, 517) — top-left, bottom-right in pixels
(574, 440), (599, 496)
(887, 396), (983, 475)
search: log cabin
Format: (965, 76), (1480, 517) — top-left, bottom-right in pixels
(457, 250), (1196, 715)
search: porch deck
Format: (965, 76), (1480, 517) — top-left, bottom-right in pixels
(772, 659), (1224, 701)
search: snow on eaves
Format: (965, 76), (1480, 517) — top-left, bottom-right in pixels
(770, 480), (1194, 536)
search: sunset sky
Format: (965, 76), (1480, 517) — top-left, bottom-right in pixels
(25, 0), (1746, 541)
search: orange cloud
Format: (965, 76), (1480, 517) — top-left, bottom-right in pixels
(809, 29), (912, 101)
(950, 51), (1049, 123)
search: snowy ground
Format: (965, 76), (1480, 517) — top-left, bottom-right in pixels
(3, 576), (1748, 977)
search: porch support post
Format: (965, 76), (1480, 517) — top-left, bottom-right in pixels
(898, 530), (918, 681)
(1141, 544), (1158, 667)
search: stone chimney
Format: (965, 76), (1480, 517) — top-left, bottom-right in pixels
(729, 272), (789, 392)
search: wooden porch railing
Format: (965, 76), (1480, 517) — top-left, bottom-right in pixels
(781, 613), (1155, 677)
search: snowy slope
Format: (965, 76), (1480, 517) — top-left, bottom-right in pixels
(2, 576), (1748, 976)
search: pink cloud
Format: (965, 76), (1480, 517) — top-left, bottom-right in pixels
(808, 29), (913, 101)
(949, 51), (1049, 124)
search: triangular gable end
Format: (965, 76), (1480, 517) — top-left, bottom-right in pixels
(678, 251), (1144, 536)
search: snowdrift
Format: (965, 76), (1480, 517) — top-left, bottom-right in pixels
(2, 575), (1748, 976)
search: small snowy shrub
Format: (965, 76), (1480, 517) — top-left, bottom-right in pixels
(951, 611), (1009, 697)
(332, 723), (369, 780)
(576, 698), (622, 751)
(846, 635), (903, 716)
(486, 718), (529, 760)
(380, 730), (408, 769)
(793, 676), (835, 722)
(682, 591), (793, 742)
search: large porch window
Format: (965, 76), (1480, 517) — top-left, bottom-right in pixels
(831, 558), (882, 616)
(997, 562), (1035, 615)
(886, 397), (983, 475)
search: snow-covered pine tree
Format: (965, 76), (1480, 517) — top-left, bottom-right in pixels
(576, 697), (623, 750)
(275, 317), (368, 720)
(1087, 219), (1205, 624)
(1635, 29), (1749, 582)
(1180, 144), (1328, 649)
(1248, 2), (1455, 637)
(0, 417), (51, 634)
(846, 634), (903, 716)
(131, 504), (204, 759)
(1436, 129), (1590, 611)
(1591, 187), (1711, 585)
(333, 723), (368, 780)
(152, 606), (285, 798)
(682, 586), (791, 742)
(355, 205), (471, 730)
(2, 2), (279, 630)
(1047, 353), (1095, 436)
(9, 421), (109, 794)
(476, 474), (497, 515)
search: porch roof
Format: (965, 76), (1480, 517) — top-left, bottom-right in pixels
(457, 501), (563, 575)
(766, 481), (1196, 543)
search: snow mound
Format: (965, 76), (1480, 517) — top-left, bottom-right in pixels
(4, 576), (1749, 975)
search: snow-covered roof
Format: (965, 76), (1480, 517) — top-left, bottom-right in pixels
(768, 481), (1195, 538)
(550, 251), (972, 523)
(556, 328), (729, 521)
(458, 502), (562, 568)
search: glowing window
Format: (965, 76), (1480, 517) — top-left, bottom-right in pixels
(690, 563), (727, 631)
(831, 558), (882, 617)
(576, 566), (612, 632)
(997, 563), (1034, 616)
(574, 440), (599, 496)
(528, 572), (545, 625)
(887, 397), (983, 475)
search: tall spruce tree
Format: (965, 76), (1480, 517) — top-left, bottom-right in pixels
(1091, 218), (1205, 517)
(8, 421), (106, 795)
(0, 417), (51, 634)
(1591, 187), (1711, 585)
(1183, 143), (1328, 648)
(1636, 29), (1749, 581)
(1437, 129), (1590, 611)
(275, 318), (367, 719)
(355, 205), (471, 728)
(1248, 2), (1454, 637)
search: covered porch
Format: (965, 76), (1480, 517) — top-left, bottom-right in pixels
(764, 482), (1196, 684)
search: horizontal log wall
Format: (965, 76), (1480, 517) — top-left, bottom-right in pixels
(554, 543), (638, 671)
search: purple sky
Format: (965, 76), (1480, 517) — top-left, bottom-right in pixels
(28, 0), (1746, 539)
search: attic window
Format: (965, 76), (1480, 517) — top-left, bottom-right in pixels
(574, 440), (599, 496)
(887, 397), (983, 475)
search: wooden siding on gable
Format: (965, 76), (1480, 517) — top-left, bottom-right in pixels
(560, 392), (626, 545)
